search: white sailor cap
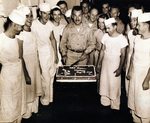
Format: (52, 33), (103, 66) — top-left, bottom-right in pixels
(131, 9), (143, 18)
(104, 18), (116, 26)
(138, 13), (150, 22)
(17, 3), (30, 15)
(39, 3), (51, 12)
(144, 12), (150, 15)
(9, 9), (26, 25)
(51, 5), (60, 10)
(65, 9), (72, 17)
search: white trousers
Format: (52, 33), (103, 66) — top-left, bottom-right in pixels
(131, 110), (150, 123)
(101, 96), (120, 110)
(40, 63), (56, 105)
(23, 97), (39, 119)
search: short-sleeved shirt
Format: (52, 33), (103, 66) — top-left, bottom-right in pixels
(101, 33), (128, 56)
(60, 23), (95, 56)
(18, 30), (37, 55)
(52, 23), (66, 43)
(31, 19), (54, 52)
(134, 35), (150, 66)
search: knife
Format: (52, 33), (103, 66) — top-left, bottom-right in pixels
(70, 59), (80, 67)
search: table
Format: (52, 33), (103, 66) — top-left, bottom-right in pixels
(54, 65), (98, 104)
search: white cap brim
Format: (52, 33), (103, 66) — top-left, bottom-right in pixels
(51, 6), (60, 10)
(131, 9), (143, 18)
(17, 3), (30, 15)
(104, 18), (116, 26)
(138, 13), (150, 23)
(9, 9), (26, 25)
(39, 3), (51, 12)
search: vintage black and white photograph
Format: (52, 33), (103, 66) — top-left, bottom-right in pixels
(0, 0), (150, 123)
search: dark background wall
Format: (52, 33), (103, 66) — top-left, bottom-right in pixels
(94, 0), (150, 12)
(93, 0), (150, 26)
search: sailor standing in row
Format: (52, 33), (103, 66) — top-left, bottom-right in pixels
(16, 4), (42, 118)
(0, 9), (27, 123)
(127, 13), (150, 123)
(50, 6), (66, 67)
(125, 9), (142, 97)
(31, 3), (58, 106)
(98, 18), (128, 110)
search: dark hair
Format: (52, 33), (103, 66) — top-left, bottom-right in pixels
(111, 4), (120, 11)
(97, 14), (109, 29)
(145, 21), (150, 31)
(57, 1), (68, 7)
(98, 14), (109, 19)
(36, 8), (40, 18)
(4, 17), (12, 31)
(50, 7), (61, 20)
(72, 6), (82, 15)
(128, 2), (143, 10)
(51, 7), (61, 15)
(101, 0), (110, 6)
(112, 22), (117, 26)
(80, 0), (90, 7)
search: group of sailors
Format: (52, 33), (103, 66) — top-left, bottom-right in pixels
(0, 0), (150, 123)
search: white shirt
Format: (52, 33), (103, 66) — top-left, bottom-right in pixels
(31, 19), (54, 52)
(53, 23), (65, 43)
(19, 30), (37, 55)
(101, 33), (128, 56)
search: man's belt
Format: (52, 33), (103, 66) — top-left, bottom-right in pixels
(69, 49), (85, 53)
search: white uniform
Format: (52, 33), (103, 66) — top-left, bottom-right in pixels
(18, 30), (42, 118)
(125, 30), (136, 96)
(128, 35), (150, 120)
(31, 19), (56, 105)
(100, 33), (128, 110)
(0, 33), (26, 122)
(53, 23), (65, 67)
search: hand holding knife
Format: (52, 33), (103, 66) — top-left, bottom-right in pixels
(70, 52), (87, 66)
